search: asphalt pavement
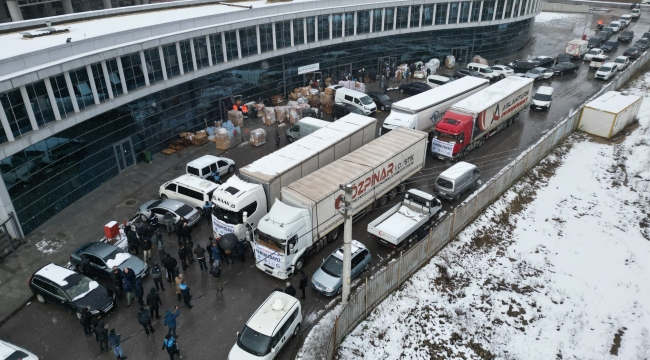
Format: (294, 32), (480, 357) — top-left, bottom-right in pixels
(0, 7), (648, 360)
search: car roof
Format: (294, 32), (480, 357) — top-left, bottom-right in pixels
(534, 55), (552, 59)
(34, 263), (77, 287)
(80, 242), (117, 258)
(246, 292), (299, 336)
(593, 55), (608, 59)
(532, 67), (547, 71)
(159, 199), (194, 211)
(601, 62), (617, 67)
(332, 240), (366, 260)
(187, 155), (226, 169)
(536, 86), (554, 95)
(610, 21), (620, 24)
(169, 174), (220, 191)
(439, 161), (477, 180)
(615, 55), (629, 60)
(0, 340), (36, 359)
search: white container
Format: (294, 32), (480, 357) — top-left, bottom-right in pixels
(579, 91), (642, 138)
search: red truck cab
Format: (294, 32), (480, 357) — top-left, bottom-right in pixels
(432, 112), (474, 159)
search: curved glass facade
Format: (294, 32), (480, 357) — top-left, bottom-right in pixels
(1, 18), (534, 234)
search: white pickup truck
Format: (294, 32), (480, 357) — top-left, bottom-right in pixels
(368, 189), (442, 248)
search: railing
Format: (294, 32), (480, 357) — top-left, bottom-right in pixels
(0, 213), (24, 261)
(320, 45), (650, 359)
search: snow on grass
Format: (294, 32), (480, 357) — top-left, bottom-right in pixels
(332, 75), (650, 359)
(534, 11), (585, 24)
(296, 303), (342, 360)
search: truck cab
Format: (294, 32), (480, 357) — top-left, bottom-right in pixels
(430, 114), (474, 160)
(381, 109), (419, 136)
(254, 201), (312, 280)
(211, 175), (267, 239)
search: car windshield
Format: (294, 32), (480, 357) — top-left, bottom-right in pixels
(627, 48), (638, 53)
(588, 49), (599, 55)
(321, 255), (343, 277)
(605, 41), (616, 46)
(351, 107), (364, 114)
(360, 96), (374, 105)
(237, 326), (272, 356)
(529, 69), (542, 74)
(175, 204), (194, 217)
(482, 67), (493, 73)
(600, 66), (612, 72)
(213, 204), (242, 224)
(615, 58), (626, 63)
(5, 350), (29, 360)
(147, 200), (163, 209)
(589, 38), (599, 43)
(64, 276), (97, 300)
(534, 93), (552, 101)
(622, 31), (632, 36)
(638, 39), (649, 44)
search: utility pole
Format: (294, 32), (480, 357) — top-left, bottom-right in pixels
(340, 184), (353, 305)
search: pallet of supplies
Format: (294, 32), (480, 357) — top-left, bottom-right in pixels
(271, 94), (285, 106)
(215, 128), (231, 149)
(354, 82), (365, 93)
(320, 93), (333, 105)
(309, 88), (319, 96)
(228, 110), (244, 127)
(472, 55), (488, 65)
(192, 137), (209, 146)
(274, 107), (287, 124)
(289, 108), (300, 124)
(161, 148), (176, 155)
(195, 130), (207, 139)
(308, 95), (320, 108)
(249, 128), (266, 146)
(262, 107), (276, 125)
(324, 87), (334, 95)
(252, 103), (265, 118)
(288, 92), (299, 101)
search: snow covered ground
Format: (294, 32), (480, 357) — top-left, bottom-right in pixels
(320, 76), (650, 359)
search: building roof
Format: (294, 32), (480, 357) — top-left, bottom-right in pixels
(584, 91), (642, 113)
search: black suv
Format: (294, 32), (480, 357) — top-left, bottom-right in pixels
(634, 38), (650, 51)
(598, 29), (613, 42)
(602, 40), (619, 52)
(507, 60), (538, 73)
(618, 30), (634, 43)
(453, 68), (485, 79)
(332, 102), (364, 120)
(29, 263), (115, 318)
(588, 36), (603, 48)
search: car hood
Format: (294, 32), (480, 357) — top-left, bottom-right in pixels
(312, 267), (341, 290)
(524, 73), (540, 78)
(73, 285), (112, 310)
(229, 343), (264, 360)
(118, 256), (147, 277)
(532, 99), (551, 106)
(139, 199), (158, 213)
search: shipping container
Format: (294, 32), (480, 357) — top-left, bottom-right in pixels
(579, 91), (642, 138)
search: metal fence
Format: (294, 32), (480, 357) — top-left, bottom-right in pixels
(0, 213), (24, 261)
(321, 46), (650, 359)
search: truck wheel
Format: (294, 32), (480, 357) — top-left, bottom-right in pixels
(375, 196), (388, 208)
(295, 257), (305, 271)
(315, 238), (324, 252)
(388, 188), (398, 200)
(476, 138), (485, 148)
(36, 294), (46, 303)
(398, 182), (407, 193)
(363, 263), (370, 272)
(328, 227), (340, 243)
(287, 137), (294, 143)
(161, 194), (168, 199)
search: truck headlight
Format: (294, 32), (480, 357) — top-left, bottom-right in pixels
(278, 270), (286, 277)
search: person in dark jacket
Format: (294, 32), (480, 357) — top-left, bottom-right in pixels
(233, 240), (245, 263)
(162, 253), (177, 283)
(285, 281), (296, 297)
(149, 212), (159, 226)
(163, 211), (175, 235)
(206, 239), (214, 265)
(181, 223), (192, 244)
(194, 244), (207, 271)
(97, 323), (109, 352)
(108, 328), (127, 359)
(134, 278), (144, 306)
(122, 278), (134, 307)
(135, 221), (145, 239)
(275, 130), (281, 149)
(111, 267), (123, 299)
(162, 334), (180, 360)
(80, 255), (92, 276)
(123, 268), (136, 286)
(178, 244), (188, 270)
(164, 307), (180, 337)
(155, 228), (165, 259)
(80, 306), (93, 337)
(174, 218), (185, 244)
(127, 230), (139, 255)
(147, 287), (162, 319)
(202, 201), (212, 226)
(210, 264), (223, 291)
(91, 313), (104, 341)
(150, 262), (165, 291)
(137, 307), (155, 335)
(179, 279), (193, 309)
(299, 271), (309, 300)
(141, 237), (153, 261)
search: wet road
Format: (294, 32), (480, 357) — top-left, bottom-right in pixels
(1, 8), (648, 360)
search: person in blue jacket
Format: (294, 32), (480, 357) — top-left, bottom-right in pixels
(163, 307), (180, 337)
(108, 328), (127, 359)
(162, 334), (179, 360)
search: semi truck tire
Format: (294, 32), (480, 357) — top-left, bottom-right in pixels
(375, 195), (388, 208)
(328, 227), (340, 242)
(295, 257), (305, 271)
(398, 182), (406, 193)
(388, 188), (398, 200)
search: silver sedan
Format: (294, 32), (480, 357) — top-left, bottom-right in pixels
(524, 67), (554, 81)
(137, 199), (201, 226)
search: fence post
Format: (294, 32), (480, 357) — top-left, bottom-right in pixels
(397, 251), (403, 289)
(426, 228), (432, 256)
(365, 277), (368, 319)
(9, 212), (23, 243)
(333, 317), (338, 351)
(2, 223), (15, 251)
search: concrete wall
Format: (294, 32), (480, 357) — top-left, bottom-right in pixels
(542, 3), (591, 12)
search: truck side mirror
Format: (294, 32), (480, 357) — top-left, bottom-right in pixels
(459, 139), (464, 144)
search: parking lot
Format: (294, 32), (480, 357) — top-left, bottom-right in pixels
(0, 7), (648, 360)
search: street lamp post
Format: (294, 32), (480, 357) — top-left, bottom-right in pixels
(582, 9), (593, 39)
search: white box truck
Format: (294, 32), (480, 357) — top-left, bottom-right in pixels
(211, 114), (376, 239)
(380, 76), (489, 136)
(565, 39), (589, 59)
(431, 76), (534, 161)
(254, 127), (427, 279)
(578, 91), (642, 138)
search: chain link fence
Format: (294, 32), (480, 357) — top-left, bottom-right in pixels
(318, 47), (650, 359)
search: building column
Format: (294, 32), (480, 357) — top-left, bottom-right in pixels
(354, 12), (357, 35)
(19, 86), (39, 131)
(158, 46), (168, 80)
(419, 5), (423, 27)
(502, 0), (508, 19)
(62, 0), (74, 14)
(100, 61), (114, 99)
(63, 72), (80, 113)
(86, 65), (100, 105)
(6, 0), (23, 22)
(516, 0), (523, 17)
(140, 51), (150, 86)
(272, 23), (277, 51)
(393, 8), (397, 30)
(43, 77), (61, 120)
(381, 8), (385, 31)
(235, 31), (242, 59)
(102, 0), (112, 10)
(369, 12), (373, 33)
(0, 101), (15, 142)
(433, 4), (437, 24)
(341, 14), (345, 38)
(492, 2), (497, 20)
(303, 18), (307, 44)
(221, 32), (228, 62)
(314, 18), (318, 41)
(175, 42), (184, 75)
(468, 2), (473, 21)
(206, 35), (213, 66)
(256, 26), (261, 54)
(115, 58), (128, 94)
(290, 20), (294, 46)
(446, 3), (451, 24)
(479, 1), (484, 21)
(407, 6), (411, 28)
(189, 40), (198, 71)
(329, 15), (332, 39)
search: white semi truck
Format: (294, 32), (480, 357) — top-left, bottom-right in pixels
(254, 127), (428, 279)
(379, 76), (489, 136)
(210, 114), (377, 239)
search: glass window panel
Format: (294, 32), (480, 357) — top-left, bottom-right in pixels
(423, 5), (434, 26)
(275, 21), (291, 49)
(144, 48), (164, 84)
(306, 17), (315, 43)
(482, 0), (495, 21)
(357, 11), (370, 34)
(193, 38), (209, 69)
(344, 13), (354, 36)
(519, 0), (526, 16)
(0, 89), (31, 138)
(410, 5), (421, 27)
(162, 45), (180, 78)
(69, 67), (93, 110)
(495, 0), (505, 19)
(259, 24), (273, 53)
(435, 3), (448, 24)
(50, 74), (74, 118)
(373, 9), (383, 32)
(396, 6), (408, 29)
(239, 26), (258, 58)
(318, 15), (330, 40)
(384, 8), (394, 30)
(105, 59), (123, 96)
(293, 19), (304, 45)
(90, 63), (109, 102)
(332, 14), (342, 38)
(121, 53), (146, 92)
(459, 2), (471, 22)
(471, 1), (481, 22)
(179, 40), (193, 73)
(25, 81), (55, 127)
(209, 33), (225, 64)
(224, 31), (238, 60)
(448, 3), (459, 24)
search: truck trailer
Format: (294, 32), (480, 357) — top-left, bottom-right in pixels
(431, 76), (534, 161)
(565, 39), (589, 59)
(211, 114), (377, 239)
(254, 127), (428, 279)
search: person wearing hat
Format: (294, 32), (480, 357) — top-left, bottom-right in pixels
(284, 281), (296, 297)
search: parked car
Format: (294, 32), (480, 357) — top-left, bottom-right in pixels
(29, 263), (116, 319)
(630, 8), (640, 18)
(0, 339), (39, 360)
(507, 59), (538, 73)
(70, 242), (148, 280)
(634, 38), (650, 51)
(398, 81), (430, 95)
(551, 62), (580, 75)
(531, 86), (554, 111)
(595, 62), (618, 80)
(583, 48), (604, 61)
(624, 47), (642, 59)
(643, 32), (650, 39)
(608, 21), (621, 33)
(532, 55), (556, 67)
(620, 15), (632, 27)
(598, 28), (613, 42)
(489, 65), (514, 78)
(556, 53), (572, 64)
(589, 54), (610, 69)
(614, 55), (631, 71)
(618, 30), (635, 43)
(311, 240), (371, 296)
(331, 102), (364, 120)
(426, 74), (455, 88)
(367, 92), (393, 111)
(137, 198), (201, 226)
(186, 155), (235, 179)
(602, 40), (619, 52)
(453, 68), (485, 79)
(524, 67), (554, 81)
(588, 36), (603, 48)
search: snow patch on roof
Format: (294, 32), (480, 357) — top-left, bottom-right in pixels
(35, 263), (75, 286)
(106, 252), (131, 268)
(72, 281), (99, 301)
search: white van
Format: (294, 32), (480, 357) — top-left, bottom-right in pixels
(186, 155), (236, 179)
(159, 174), (220, 209)
(467, 62), (498, 80)
(531, 86), (554, 111)
(229, 292), (302, 360)
(286, 118), (329, 143)
(334, 88), (376, 115)
(426, 74), (454, 89)
(433, 161), (480, 201)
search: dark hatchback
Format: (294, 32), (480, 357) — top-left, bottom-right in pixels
(367, 92), (393, 111)
(29, 263), (115, 318)
(453, 68), (485, 79)
(398, 81), (431, 95)
(332, 102), (364, 120)
(602, 40), (619, 52)
(623, 47), (641, 59)
(634, 38), (650, 51)
(507, 60), (538, 73)
(587, 37), (603, 48)
(618, 30), (634, 43)
(550, 62), (579, 75)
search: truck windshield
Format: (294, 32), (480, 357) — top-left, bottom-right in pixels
(237, 326), (272, 356)
(213, 205), (242, 224)
(321, 256), (343, 278)
(256, 230), (286, 253)
(434, 131), (458, 143)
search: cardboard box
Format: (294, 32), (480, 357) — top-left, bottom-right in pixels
(228, 110), (244, 127)
(250, 128), (266, 147)
(215, 128), (231, 149)
(161, 148), (176, 155)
